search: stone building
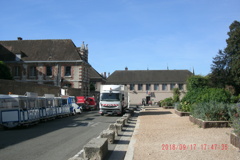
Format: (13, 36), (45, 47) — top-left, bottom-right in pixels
(106, 68), (193, 105)
(0, 37), (90, 96)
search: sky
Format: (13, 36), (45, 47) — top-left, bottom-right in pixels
(1, 0), (240, 76)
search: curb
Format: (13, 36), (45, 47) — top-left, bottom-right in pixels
(124, 111), (141, 160)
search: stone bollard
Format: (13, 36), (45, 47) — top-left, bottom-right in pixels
(114, 123), (123, 133)
(108, 123), (119, 136)
(122, 114), (129, 120)
(83, 138), (108, 160)
(121, 116), (128, 124)
(124, 113), (131, 118)
(116, 118), (125, 126)
(100, 129), (115, 144)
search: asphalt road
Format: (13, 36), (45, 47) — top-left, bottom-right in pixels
(0, 110), (120, 160)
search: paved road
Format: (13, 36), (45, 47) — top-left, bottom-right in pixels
(0, 110), (120, 160)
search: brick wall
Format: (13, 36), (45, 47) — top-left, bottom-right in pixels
(0, 79), (82, 97)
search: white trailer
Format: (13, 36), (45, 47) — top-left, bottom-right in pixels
(99, 85), (129, 116)
(0, 92), (39, 128)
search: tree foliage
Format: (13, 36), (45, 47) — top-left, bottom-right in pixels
(0, 61), (12, 80)
(186, 75), (209, 91)
(180, 75), (231, 112)
(210, 20), (240, 94)
(172, 88), (180, 102)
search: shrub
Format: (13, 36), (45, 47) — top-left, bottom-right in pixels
(172, 88), (180, 102)
(182, 88), (231, 104)
(161, 97), (173, 106)
(191, 102), (234, 121)
(175, 102), (191, 112)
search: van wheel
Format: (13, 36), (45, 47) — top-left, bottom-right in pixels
(101, 113), (104, 116)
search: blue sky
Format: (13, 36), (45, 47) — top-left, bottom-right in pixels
(1, 0), (240, 76)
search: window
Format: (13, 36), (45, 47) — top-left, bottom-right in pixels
(162, 84), (167, 91)
(101, 93), (120, 101)
(178, 84), (183, 90)
(15, 54), (21, 61)
(154, 84), (159, 91)
(29, 66), (37, 76)
(46, 66), (52, 76)
(170, 83), (175, 90)
(13, 66), (20, 76)
(65, 66), (71, 76)
(146, 84), (151, 91)
(138, 84), (143, 90)
(130, 84), (135, 90)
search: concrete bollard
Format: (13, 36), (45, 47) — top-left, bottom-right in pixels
(100, 129), (115, 144)
(83, 138), (108, 160)
(114, 123), (123, 133)
(124, 113), (131, 118)
(122, 114), (129, 120)
(121, 116), (128, 124)
(108, 123), (119, 136)
(116, 118), (125, 126)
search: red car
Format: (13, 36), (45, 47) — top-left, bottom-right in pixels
(85, 97), (97, 110)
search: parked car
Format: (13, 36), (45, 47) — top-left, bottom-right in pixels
(85, 97), (97, 110)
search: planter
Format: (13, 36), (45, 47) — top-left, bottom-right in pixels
(175, 109), (190, 117)
(163, 106), (174, 109)
(189, 115), (230, 129)
(230, 132), (240, 149)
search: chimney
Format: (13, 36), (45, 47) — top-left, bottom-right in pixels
(17, 37), (23, 40)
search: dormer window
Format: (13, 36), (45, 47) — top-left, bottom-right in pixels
(15, 53), (21, 61)
(65, 66), (71, 76)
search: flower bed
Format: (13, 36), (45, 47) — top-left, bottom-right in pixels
(189, 115), (230, 129)
(175, 109), (190, 117)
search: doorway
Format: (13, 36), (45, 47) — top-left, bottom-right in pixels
(146, 96), (150, 105)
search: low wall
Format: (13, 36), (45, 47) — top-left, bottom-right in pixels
(230, 133), (240, 149)
(175, 109), (190, 117)
(189, 115), (231, 129)
(0, 79), (81, 96)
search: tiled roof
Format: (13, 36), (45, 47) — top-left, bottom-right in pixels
(106, 70), (193, 84)
(89, 67), (106, 80)
(0, 39), (82, 61)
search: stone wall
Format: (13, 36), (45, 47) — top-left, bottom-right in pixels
(0, 79), (81, 96)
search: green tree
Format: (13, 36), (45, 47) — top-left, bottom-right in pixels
(0, 61), (12, 80)
(210, 50), (231, 88)
(225, 21), (240, 88)
(186, 75), (209, 91)
(172, 88), (180, 102)
(210, 20), (240, 94)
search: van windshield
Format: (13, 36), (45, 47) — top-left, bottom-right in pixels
(101, 93), (120, 101)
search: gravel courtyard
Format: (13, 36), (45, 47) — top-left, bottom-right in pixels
(131, 107), (240, 160)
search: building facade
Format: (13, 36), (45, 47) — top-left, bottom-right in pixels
(106, 68), (193, 105)
(0, 38), (91, 96)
